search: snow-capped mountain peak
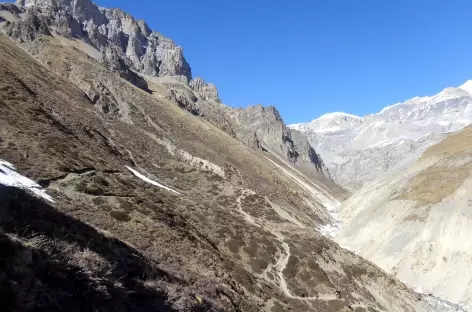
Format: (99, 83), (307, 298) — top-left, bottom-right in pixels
(317, 112), (361, 120)
(459, 80), (472, 94)
(289, 79), (472, 190)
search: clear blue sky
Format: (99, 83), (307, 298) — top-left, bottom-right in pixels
(18, 0), (472, 123)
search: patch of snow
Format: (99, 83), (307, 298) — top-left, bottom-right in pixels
(368, 140), (393, 148)
(421, 294), (467, 312)
(438, 121), (452, 126)
(317, 222), (341, 238)
(317, 112), (361, 120)
(315, 126), (342, 133)
(339, 244), (353, 251)
(415, 286), (425, 294)
(317, 201), (342, 238)
(379, 102), (403, 114)
(404, 96), (432, 106)
(288, 123), (305, 130)
(126, 166), (181, 195)
(459, 80), (472, 94)
(0, 160), (54, 202)
(396, 139), (406, 147)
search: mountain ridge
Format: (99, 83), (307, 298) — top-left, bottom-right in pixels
(293, 79), (472, 125)
(1, 0), (335, 191)
(290, 79), (472, 190)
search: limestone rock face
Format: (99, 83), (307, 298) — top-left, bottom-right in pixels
(290, 129), (330, 177)
(189, 77), (219, 102)
(4, 7), (51, 42)
(231, 105), (297, 158)
(149, 74), (329, 181)
(14, 0), (192, 79)
(0, 1), (464, 310)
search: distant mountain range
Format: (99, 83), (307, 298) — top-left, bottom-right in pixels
(290, 81), (472, 190)
(335, 125), (472, 311)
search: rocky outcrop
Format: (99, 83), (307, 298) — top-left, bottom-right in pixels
(230, 105), (298, 160)
(4, 7), (51, 42)
(148, 77), (328, 181)
(290, 129), (330, 177)
(13, 0), (192, 79)
(189, 77), (219, 102)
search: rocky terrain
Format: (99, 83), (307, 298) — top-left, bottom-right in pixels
(0, 0), (332, 191)
(290, 83), (472, 191)
(335, 126), (472, 310)
(0, 0), (452, 311)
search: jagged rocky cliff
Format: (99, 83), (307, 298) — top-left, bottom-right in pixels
(1, 0), (330, 186)
(14, 0), (192, 78)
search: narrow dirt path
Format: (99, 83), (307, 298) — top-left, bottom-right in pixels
(236, 189), (341, 302)
(236, 189), (261, 228)
(274, 236), (338, 301)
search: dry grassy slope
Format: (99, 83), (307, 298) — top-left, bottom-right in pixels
(401, 126), (472, 205)
(0, 33), (431, 311)
(336, 126), (472, 310)
(24, 34), (344, 221)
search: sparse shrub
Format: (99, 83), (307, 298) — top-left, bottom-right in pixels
(135, 207), (151, 216)
(69, 247), (110, 273)
(109, 210), (131, 222)
(23, 234), (53, 251)
(118, 199), (135, 213)
(86, 184), (104, 196)
(94, 176), (109, 187)
(92, 197), (106, 206)
(75, 181), (104, 196)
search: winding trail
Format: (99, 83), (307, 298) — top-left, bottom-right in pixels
(274, 237), (338, 301)
(236, 189), (340, 302)
(236, 189), (261, 228)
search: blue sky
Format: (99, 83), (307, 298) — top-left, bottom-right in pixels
(14, 0), (472, 123)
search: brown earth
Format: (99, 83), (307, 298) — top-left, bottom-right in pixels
(401, 126), (472, 205)
(0, 32), (430, 312)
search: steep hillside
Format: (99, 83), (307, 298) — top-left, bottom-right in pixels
(335, 126), (472, 310)
(290, 83), (472, 191)
(0, 0), (332, 190)
(0, 17), (442, 312)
